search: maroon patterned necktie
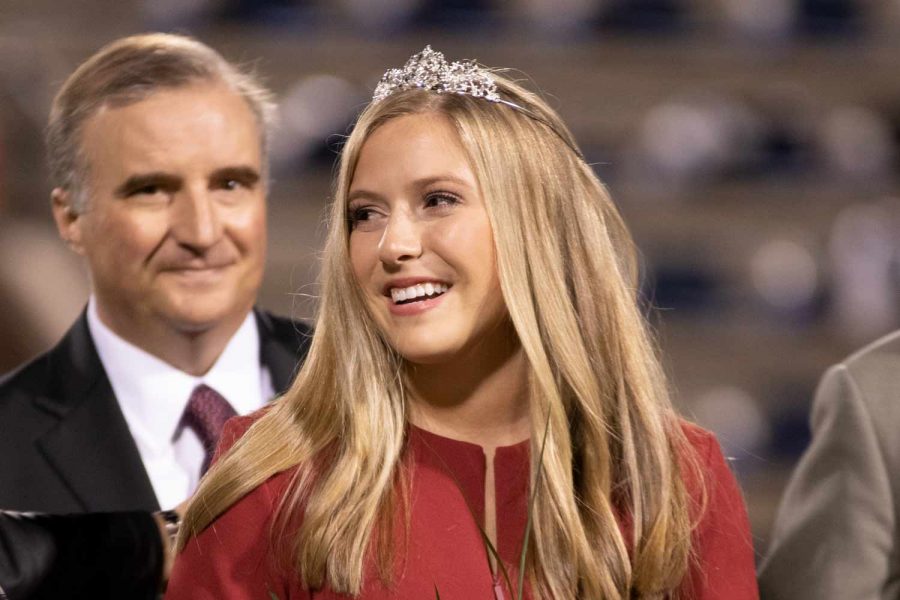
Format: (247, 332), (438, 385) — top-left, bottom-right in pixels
(181, 384), (237, 475)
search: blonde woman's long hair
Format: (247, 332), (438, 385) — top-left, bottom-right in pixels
(179, 71), (702, 599)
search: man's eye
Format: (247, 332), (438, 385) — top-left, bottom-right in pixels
(132, 185), (160, 196)
(221, 179), (242, 191)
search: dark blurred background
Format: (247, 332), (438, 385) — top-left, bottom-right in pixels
(3, 0), (900, 563)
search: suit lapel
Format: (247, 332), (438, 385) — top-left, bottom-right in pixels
(33, 313), (159, 511)
(32, 310), (307, 511)
(255, 309), (309, 396)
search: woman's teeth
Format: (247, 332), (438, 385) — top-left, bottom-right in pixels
(390, 283), (449, 304)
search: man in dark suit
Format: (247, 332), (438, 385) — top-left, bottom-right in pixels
(0, 33), (311, 516)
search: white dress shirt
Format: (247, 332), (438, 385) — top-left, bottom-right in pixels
(87, 298), (274, 509)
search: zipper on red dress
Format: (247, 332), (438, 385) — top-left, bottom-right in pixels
(493, 571), (506, 600)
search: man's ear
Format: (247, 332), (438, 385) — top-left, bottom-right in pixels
(51, 188), (86, 255)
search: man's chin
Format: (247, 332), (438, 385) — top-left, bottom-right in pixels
(146, 280), (256, 332)
(159, 301), (252, 337)
(160, 266), (232, 285)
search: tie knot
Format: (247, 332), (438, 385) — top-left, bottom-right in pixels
(181, 384), (237, 473)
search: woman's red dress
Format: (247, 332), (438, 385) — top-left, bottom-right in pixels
(166, 416), (758, 599)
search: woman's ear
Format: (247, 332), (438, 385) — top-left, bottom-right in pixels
(51, 188), (86, 255)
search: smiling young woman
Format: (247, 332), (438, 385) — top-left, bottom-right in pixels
(166, 48), (757, 600)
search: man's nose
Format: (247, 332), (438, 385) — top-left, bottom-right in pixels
(171, 186), (222, 250)
(377, 212), (423, 266)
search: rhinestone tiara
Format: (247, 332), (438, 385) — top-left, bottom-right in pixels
(371, 46), (585, 160)
(373, 46), (501, 104)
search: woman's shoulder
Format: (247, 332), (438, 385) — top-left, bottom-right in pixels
(674, 419), (741, 509)
(213, 407), (272, 460)
(676, 418), (753, 546)
(677, 419), (719, 461)
(676, 419), (759, 599)
(208, 407), (300, 514)
(169, 472), (299, 598)
(213, 408), (297, 511)
(169, 409), (301, 597)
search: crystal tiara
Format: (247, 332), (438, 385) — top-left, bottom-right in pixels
(373, 46), (501, 104)
(371, 46), (585, 160)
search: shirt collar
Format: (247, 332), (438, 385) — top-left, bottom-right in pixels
(87, 298), (263, 456)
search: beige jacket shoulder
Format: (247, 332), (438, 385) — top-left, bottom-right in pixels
(760, 329), (900, 600)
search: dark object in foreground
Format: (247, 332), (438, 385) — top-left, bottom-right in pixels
(0, 510), (162, 600)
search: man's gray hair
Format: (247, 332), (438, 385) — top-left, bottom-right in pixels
(46, 33), (277, 213)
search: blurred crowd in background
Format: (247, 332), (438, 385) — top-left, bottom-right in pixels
(3, 0), (900, 559)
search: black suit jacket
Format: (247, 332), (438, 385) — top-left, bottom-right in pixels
(0, 309), (311, 513)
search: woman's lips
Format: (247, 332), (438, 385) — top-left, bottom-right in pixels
(387, 289), (448, 316)
(389, 282), (450, 304)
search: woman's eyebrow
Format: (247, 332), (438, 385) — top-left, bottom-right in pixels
(412, 174), (473, 188)
(347, 174), (474, 203)
(347, 189), (385, 203)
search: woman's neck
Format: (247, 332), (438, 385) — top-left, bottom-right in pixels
(405, 324), (530, 451)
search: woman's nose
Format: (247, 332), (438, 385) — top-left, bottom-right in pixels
(377, 213), (423, 266)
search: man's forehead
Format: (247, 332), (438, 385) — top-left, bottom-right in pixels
(79, 82), (264, 178)
(87, 82), (260, 135)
